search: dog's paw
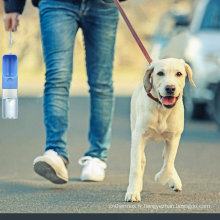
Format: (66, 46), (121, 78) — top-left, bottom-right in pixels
(155, 170), (171, 185)
(125, 192), (141, 202)
(168, 175), (182, 192)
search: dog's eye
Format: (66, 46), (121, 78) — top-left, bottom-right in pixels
(176, 72), (182, 77)
(157, 71), (164, 76)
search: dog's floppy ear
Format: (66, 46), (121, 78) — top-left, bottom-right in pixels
(143, 64), (154, 93)
(184, 63), (197, 88)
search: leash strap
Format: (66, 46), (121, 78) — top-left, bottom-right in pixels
(114, 0), (162, 104)
(114, 0), (152, 64)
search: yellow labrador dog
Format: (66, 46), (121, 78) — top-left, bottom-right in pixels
(125, 58), (196, 202)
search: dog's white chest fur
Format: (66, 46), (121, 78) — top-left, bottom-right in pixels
(144, 110), (170, 142)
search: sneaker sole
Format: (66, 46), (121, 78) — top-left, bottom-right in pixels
(81, 175), (104, 182)
(34, 161), (68, 184)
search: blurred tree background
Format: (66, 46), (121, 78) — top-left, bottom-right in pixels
(0, 0), (193, 96)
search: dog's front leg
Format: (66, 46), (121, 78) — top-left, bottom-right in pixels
(155, 134), (181, 185)
(125, 131), (146, 202)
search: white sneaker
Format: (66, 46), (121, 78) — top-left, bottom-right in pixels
(78, 156), (107, 182)
(33, 150), (68, 184)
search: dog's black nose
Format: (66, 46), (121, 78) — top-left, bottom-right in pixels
(165, 85), (176, 94)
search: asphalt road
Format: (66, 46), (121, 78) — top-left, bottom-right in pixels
(0, 97), (220, 213)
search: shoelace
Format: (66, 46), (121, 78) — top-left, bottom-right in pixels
(78, 156), (107, 169)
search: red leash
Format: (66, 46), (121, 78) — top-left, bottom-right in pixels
(113, 0), (153, 64)
(114, 0), (162, 104)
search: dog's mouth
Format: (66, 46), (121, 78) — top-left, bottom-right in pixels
(159, 93), (180, 108)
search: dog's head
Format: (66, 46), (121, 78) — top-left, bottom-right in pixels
(143, 58), (196, 109)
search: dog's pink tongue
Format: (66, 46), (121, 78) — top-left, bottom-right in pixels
(161, 96), (176, 105)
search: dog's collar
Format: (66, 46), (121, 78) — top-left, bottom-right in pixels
(147, 92), (162, 105)
(144, 85), (161, 105)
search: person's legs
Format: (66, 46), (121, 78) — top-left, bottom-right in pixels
(39, 0), (80, 161)
(80, 1), (119, 161)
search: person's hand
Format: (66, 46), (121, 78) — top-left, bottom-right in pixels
(3, 12), (20, 32)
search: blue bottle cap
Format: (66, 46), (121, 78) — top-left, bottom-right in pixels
(2, 54), (18, 89)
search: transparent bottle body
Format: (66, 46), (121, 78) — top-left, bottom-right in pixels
(2, 89), (18, 119)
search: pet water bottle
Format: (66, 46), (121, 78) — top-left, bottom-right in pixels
(2, 30), (18, 119)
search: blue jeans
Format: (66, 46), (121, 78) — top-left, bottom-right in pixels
(39, 0), (119, 161)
